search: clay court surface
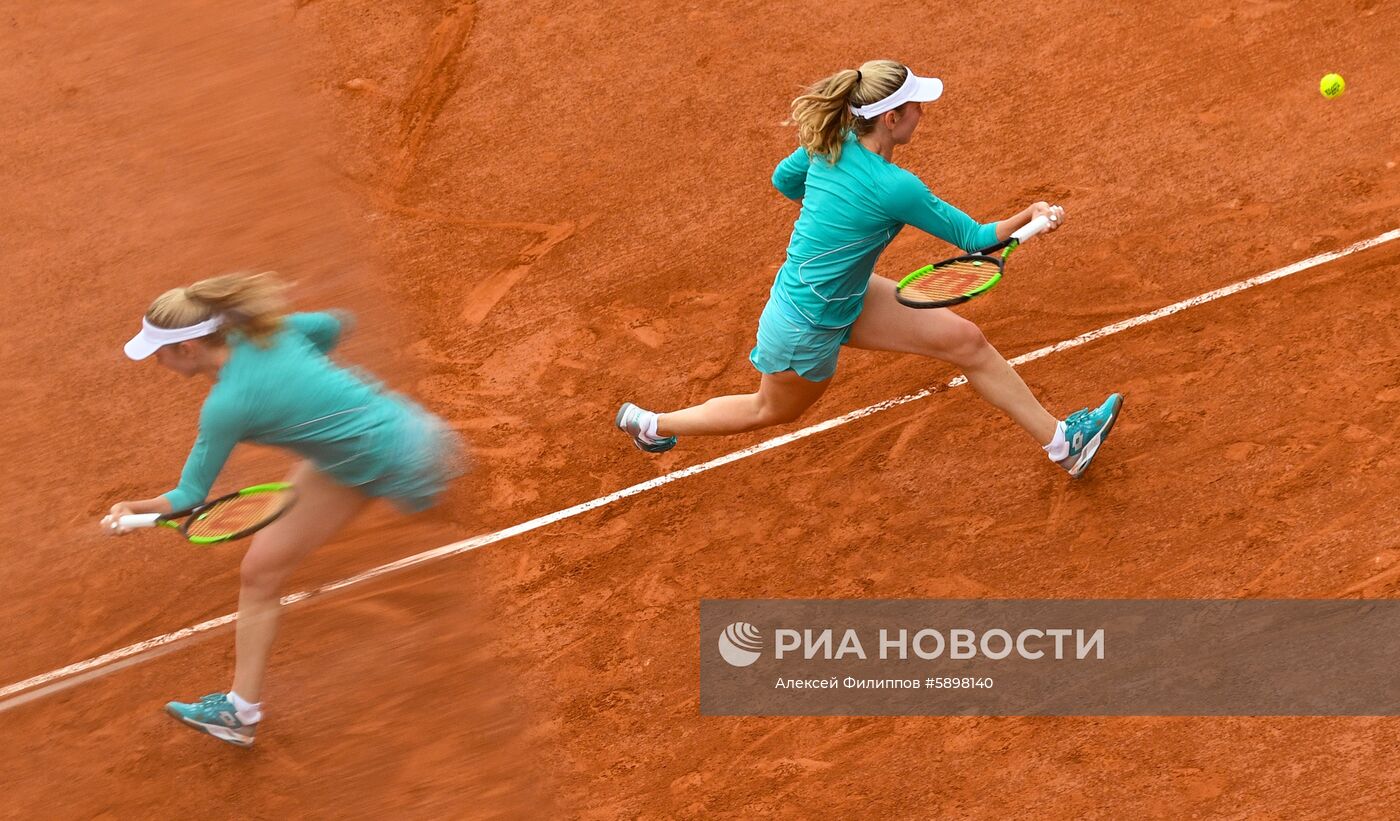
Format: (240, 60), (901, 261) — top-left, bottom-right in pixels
(3, 0), (1399, 817)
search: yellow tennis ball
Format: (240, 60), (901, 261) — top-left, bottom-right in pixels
(1320, 73), (1345, 99)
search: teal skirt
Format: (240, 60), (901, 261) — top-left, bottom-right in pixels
(748, 297), (853, 382)
(353, 398), (467, 513)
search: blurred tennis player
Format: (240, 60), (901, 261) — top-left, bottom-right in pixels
(101, 272), (464, 747)
(616, 60), (1122, 476)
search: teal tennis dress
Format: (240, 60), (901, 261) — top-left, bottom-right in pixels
(751, 132), (1002, 381)
(163, 312), (463, 513)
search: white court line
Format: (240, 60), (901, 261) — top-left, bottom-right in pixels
(3, 228), (1397, 713)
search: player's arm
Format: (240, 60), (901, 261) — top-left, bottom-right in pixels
(102, 397), (240, 533)
(104, 495), (174, 528)
(991, 202), (1065, 243)
(887, 175), (999, 251)
(890, 175), (1063, 251)
(286, 310), (354, 354)
(771, 147), (812, 203)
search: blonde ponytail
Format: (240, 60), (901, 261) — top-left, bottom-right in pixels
(145, 271), (286, 344)
(790, 60), (909, 162)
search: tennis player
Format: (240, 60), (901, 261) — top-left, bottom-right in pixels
(616, 60), (1122, 476)
(100, 272), (463, 747)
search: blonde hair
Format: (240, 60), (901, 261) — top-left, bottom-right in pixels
(791, 60), (909, 162)
(145, 271), (286, 344)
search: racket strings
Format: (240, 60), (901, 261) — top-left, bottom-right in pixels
(187, 492), (292, 539)
(902, 260), (999, 302)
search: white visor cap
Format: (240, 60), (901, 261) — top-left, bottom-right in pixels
(850, 69), (944, 119)
(124, 315), (224, 360)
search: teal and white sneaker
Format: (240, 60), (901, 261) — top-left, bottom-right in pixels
(1060, 393), (1124, 479)
(165, 693), (257, 748)
(615, 402), (677, 453)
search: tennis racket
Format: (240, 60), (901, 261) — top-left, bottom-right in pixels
(114, 482), (297, 544)
(895, 213), (1057, 309)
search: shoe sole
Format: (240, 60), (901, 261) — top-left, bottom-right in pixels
(1068, 394), (1123, 479)
(166, 706), (255, 748)
(615, 403), (676, 454)
(613, 403), (633, 432)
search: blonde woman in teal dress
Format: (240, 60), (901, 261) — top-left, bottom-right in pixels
(102, 272), (462, 747)
(616, 60), (1122, 476)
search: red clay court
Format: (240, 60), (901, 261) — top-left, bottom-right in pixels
(2, 0), (1399, 817)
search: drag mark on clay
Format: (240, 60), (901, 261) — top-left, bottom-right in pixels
(457, 217), (595, 326)
(381, 2), (594, 327)
(385, 202), (597, 327)
(395, 2), (477, 187)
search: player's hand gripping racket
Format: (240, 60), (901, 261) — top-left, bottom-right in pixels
(895, 213), (1057, 309)
(109, 483), (297, 544)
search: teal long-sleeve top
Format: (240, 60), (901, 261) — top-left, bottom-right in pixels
(162, 312), (413, 510)
(769, 131), (999, 329)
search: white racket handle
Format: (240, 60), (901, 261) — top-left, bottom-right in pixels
(1011, 214), (1054, 243)
(117, 513), (162, 529)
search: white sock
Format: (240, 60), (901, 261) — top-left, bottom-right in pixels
(1043, 421), (1069, 462)
(642, 411), (662, 442)
(229, 690), (262, 724)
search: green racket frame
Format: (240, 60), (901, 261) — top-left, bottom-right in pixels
(894, 213), (1054, 309)
(117, 482), (297, 545)
(896, 256), (1003, 308)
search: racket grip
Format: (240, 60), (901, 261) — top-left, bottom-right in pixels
(117, 513), (162, 529)
(1011, 214), (1053, 243)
